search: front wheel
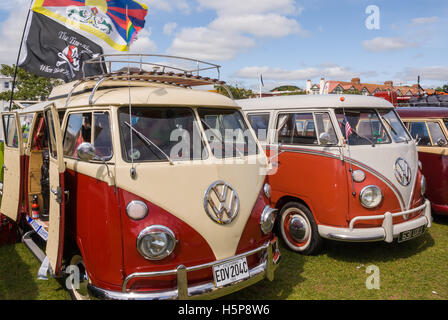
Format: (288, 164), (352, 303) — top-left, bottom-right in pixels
(67, 254), (91, 300)
(279, 202), (322, 255)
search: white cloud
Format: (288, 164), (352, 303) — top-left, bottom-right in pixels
(0, 2), (29, 64)
(196, 0), (302, 16)
(209, 14), (307, 38)
(168, 27), (255, 61)
(397, 66), (448, 81)
(168, 0), (307, 61)
(362, 37), (417, 52)
(235, 64), (358, 81)
(163, 23), (178, 36)
(412, 16), (439, 25)
(139, 0), (191, 14)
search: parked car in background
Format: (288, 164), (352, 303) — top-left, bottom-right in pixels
(238, 95), (431, 255)
(396, 107), (448, 215)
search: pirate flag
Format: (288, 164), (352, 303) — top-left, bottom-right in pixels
(19, 12), (106, 83)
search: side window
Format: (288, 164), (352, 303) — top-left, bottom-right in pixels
(63, 112), (113, 160)
(315, 112), (338, 145)
(247, 113), (270, 141)
(427, 122), (446, 146)
(444, 120), (448, 131)
(20, 115), (34, 146)
(93, 112), (113, 160)
(2, 114), (19, 148)
(409, 122), (431, 146)
(277, 113), (318, 145)
(63, 113), (92, 158)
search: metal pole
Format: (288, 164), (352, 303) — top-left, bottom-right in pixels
(8, 0), (33, 111)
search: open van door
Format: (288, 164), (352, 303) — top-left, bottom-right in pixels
(0, 112), (23, 221)
(43, 105), (66, 276)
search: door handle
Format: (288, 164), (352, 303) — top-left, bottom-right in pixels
(50, 187), (63, 204)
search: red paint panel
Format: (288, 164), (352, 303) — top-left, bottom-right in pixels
(419, 152), (448, 212)
(119, 189), (218, 292)
(64, 169), (124, 291)
(269, 149), (349, 227)
(236, 185), (272, 269)
(345, 163), (402, 227)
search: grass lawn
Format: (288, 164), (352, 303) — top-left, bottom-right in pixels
(0, 215), (447, 300)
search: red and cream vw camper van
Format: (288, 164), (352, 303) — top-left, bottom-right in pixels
(0, 55), (280, 299)
(239, 95), (432, 255)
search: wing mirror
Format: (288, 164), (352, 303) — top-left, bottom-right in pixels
(319, 132), (332, 145)
(77, 142), (96, 162)
(437, 138), (447, 147)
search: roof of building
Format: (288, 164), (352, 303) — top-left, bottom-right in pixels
(312, 78), (436, 96)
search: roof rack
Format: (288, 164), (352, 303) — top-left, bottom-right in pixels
(82, 54), (227, 87)
(76, 54), (233, 104)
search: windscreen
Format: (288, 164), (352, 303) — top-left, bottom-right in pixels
(335, 109), (391, 145)
(197, 108), (259, 158)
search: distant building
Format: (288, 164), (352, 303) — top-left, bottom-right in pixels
(305, 77), (436, 96)
(0, 75), (12, 93)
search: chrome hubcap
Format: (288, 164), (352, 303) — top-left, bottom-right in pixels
(289, 215), (308, 242)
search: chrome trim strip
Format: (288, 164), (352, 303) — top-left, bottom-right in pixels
(327, 233), (385, 242)
(349, 202), (427, 230)
(88, 238), (279, 300)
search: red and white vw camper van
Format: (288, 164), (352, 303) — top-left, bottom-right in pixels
(0, 55), (280, 299)
(239, 95), (432, 255)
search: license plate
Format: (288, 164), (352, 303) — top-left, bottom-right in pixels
(213, 257), (249, 288)
(398, 225), (426, 243)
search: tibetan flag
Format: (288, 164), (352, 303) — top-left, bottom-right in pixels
(32, 0), (149, 51)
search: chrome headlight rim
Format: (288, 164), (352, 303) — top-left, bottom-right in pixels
(421, 175), (427, 196)
(136, 225), (177, 261)
(263, 183), (272, 199)
(126, 200), (149, 221)
(260, 206), (277, 235)
(359, 185), (383, 209)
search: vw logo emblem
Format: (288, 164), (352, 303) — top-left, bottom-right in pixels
(394, 158), (412, 186)
(204, 181), (240, 225)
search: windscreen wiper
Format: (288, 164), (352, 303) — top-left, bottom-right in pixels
(124, 122), (174, 165)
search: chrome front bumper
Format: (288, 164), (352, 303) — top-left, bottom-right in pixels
(318, 200), (432, 243)
(88, 237), (280, 300)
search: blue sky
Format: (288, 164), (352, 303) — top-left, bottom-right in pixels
(0, 0), (447, 90)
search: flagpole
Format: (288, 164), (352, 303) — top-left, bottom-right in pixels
(8, 0), (34, 111)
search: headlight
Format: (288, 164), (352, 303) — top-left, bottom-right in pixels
(126, 200), (149, 220)
(260, 206), (277, 234)
(137, 225), (176, 260)
(263, 183), (272, 199)
(421, 175), (426, 196)
(359, 185), (383, 209)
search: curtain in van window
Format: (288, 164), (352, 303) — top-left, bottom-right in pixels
(427, 122), (446, 146)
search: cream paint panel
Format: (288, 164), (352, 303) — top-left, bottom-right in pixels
(115, 156), (266, 261)
(0, 113), (22, 221)
(45, 106), (65, 273)
(345, 142), (419, 210)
